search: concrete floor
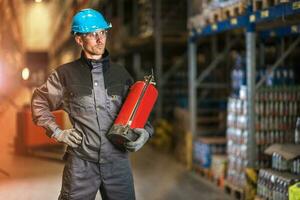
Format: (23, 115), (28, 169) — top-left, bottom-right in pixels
(0, 144), (232, 200)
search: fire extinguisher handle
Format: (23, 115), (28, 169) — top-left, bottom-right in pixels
(144, 70), (156, 85)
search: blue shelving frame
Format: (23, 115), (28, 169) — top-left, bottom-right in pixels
(190, 1), (300, 40)
(260, 24), (300, 38)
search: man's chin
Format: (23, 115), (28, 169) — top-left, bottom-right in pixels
(94, 49), (105, 55)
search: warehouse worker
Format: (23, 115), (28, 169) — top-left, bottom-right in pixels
(31, 8), (153, 200)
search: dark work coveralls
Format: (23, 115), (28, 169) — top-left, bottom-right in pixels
(31, 50), (154, 200)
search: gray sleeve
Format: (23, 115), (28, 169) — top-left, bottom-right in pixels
(145, 121), (154, 137)
(31, 70), (63, 137)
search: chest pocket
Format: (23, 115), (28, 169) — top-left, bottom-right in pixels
(105, 84), (126, 119)
(66, 85), (95, 116)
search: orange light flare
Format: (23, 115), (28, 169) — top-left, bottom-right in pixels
(0, 62), (7, 93)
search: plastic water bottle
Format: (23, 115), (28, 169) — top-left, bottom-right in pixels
(267, 70), (274, 86)
(295, 117), (300, 144)
(275, 68), (281, 86)
(282, 68), (288, 85)
(288, 68), (295, 85)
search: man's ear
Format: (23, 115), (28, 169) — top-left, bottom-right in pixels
(74, 35), (83, 47)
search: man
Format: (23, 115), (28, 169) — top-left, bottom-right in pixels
(31, 8), (153, 200)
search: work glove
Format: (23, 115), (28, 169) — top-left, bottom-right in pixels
(125, 128), (149, 152)
(52, 128), (82, 148)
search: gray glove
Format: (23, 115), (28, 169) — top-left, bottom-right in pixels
(125, 128), (149, 152)
(52, 128), (82, 148)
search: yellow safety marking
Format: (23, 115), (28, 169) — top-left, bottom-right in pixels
(250, 15), (256, 22)
(291, 25), (298, 33)
(230, 18), (238, 25)
(270, 31), (276, 37)
(292, 1), (300, 10)
(212, 24), (218, 30)
(261, 10), (269, 18)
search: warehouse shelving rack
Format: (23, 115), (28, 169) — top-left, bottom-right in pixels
(188, 0), (300, 169)
(109, 0), (188, 120)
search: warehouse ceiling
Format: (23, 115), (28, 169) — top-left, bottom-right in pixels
(19, 0), (74, 51)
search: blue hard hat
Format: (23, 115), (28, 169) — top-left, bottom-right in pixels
(71, 8), (112, 34)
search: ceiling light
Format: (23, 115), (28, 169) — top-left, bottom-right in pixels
(22, 68), (30, 81)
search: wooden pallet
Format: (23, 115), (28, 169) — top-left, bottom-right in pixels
(224, 180), (245, 200)
(252, 0), (290, 11)
(254, 196), (267, 200)
(193, 164), (214, 181)
(223, 1), (246, 19)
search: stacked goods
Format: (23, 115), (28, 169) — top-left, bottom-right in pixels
(256, 118), (300, 200)
(231, 54), (246, 97)
(257, 169), (300, 200)
(211, 154), (227, 186)
(252, 0), (291, 11)
(138, 0), (153, 37)
(227, 97), (248, 187)
(193, 136), (227, 187)
(271, 153), (300, 174)
(204, 0), (246, 22)
(226, 86), (300, 187)
(193, 137), (227, 168)
(221, 0), (246, 19)
(255, 87), (299, 168)
(295, 118), (300, 144)
(151, 119), (173, 152)
(173, 108), (193, 168)
(188, 0), (246, 32)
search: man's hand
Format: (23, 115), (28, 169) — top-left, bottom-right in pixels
(52, 129), (82, 148)
(125, 128), (149, 152)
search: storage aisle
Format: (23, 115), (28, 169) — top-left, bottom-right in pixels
(131, 146), (232, 200)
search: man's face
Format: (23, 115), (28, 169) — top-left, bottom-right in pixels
(75, 30), (107, 59)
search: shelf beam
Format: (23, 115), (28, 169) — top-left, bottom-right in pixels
(259, 24), (300, 38)
(191, 15), (248, 38)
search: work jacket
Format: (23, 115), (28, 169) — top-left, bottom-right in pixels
(31, 50), (154, 163)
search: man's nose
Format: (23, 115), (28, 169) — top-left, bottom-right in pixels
(96, 37), (104, 44)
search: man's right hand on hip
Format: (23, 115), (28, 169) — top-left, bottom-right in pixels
(52, 128), (82, 148)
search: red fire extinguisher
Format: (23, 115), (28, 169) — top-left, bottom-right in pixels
(107, 73), (158, 151)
